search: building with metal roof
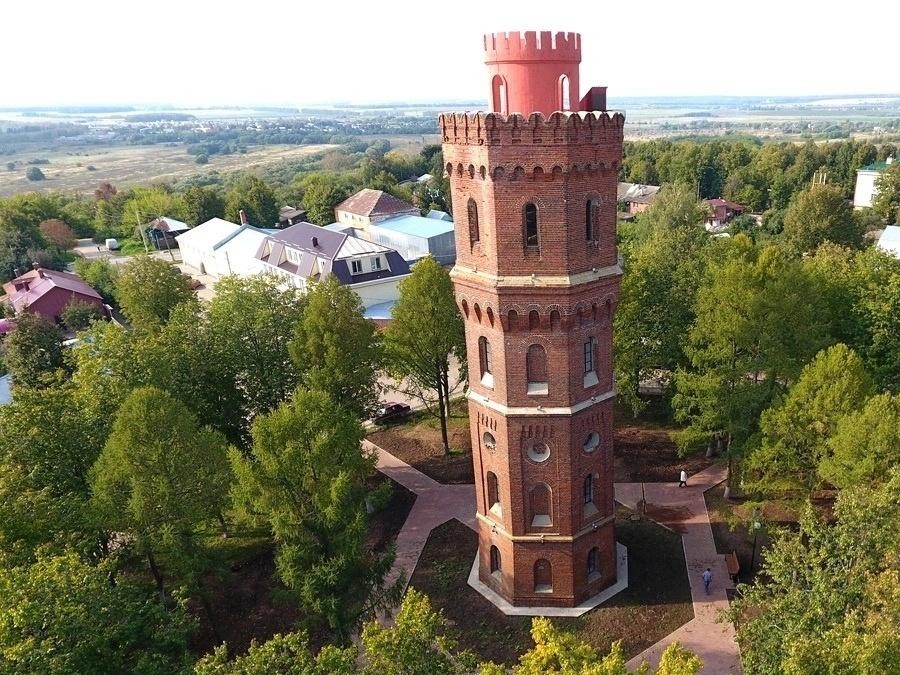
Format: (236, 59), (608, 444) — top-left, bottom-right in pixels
(877, 225), (900, 258)
(362, 214), (456, 265)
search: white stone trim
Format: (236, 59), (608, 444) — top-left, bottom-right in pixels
(476, 512), (615, 541)
(467, 542), (628, 617)
(467, 388), (615, 416)
(451, 263), (622, 288)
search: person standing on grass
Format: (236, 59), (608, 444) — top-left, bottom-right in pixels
(679, 469), (688, 488)
(702, 567), (712, 594)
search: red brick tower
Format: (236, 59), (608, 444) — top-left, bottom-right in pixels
(441, 31), (624, 608)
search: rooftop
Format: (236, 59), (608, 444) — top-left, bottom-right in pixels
(375, 214), (455, 238)
(3, 268), (102, 314)
(877, 225), (900, 257)
(175, 217), (241, 249)
(334, 189), (418, 218)
(860, 159), (895, 172)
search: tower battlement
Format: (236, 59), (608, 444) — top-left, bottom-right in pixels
(439, 110), (625, 147)
(484, 31), (581, 63)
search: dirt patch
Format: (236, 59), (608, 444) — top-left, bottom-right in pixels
(643, 503), (694, 534)
(189, 475), (415, 658)
(368, 402), (474, 484)
(408, 510), (693, 666)
(366, 474), (418, 553)
(613, 425), (712, 483)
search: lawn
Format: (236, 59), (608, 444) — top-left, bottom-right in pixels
(189, 475), (415, 657)
(408, 508), (693, 666)
(367, 399), (474, 483)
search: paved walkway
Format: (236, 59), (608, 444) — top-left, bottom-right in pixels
(370, 441), (741, 673)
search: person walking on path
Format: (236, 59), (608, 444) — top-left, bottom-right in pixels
(679, 469), (688, 488)
(702, 567), (713, 594)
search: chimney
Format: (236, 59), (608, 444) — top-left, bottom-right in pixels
(311, 236), (319, 248)
(239, 209), (248, 225)
(32, 262), (40, 271)
(888, 157), (894, 165)
(13, 267), (21, 278)
(38, 269), (45, 279)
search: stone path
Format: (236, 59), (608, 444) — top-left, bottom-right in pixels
(616, 464), (742, 674)
(369, 440), (741, 673)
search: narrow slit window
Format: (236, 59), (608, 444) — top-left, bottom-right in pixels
(524, 203), (538, 248)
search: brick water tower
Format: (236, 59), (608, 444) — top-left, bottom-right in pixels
(440, 31), (624, 608)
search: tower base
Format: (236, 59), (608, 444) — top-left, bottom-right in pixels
(467, 542), (628, 617)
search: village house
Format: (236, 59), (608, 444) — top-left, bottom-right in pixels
(277, 205), (307, 229)
(854, 157), (894, 209)
(175, 212), (275, 278)
(254, 221), (411, 309)
(877, 224), (900, 258)
(704, 197), (746, 231)
(617, 182), (660, 214)
(1, 267), (109, 323)
(334, 188), (420, 229)
(145, 216), (189, 250)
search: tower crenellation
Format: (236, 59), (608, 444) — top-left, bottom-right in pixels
(446, 30), (623, 608)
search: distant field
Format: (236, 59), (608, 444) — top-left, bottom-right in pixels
(0, 143), (336, 197)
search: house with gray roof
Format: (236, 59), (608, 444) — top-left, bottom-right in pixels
(254, 221), (411, 309)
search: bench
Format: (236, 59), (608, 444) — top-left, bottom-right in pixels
(725, 550), (740, 583)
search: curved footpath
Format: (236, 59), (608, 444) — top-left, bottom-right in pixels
(366, 440), (741, 674)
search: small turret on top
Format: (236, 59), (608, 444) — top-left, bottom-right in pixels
(484, 30), (607, 117)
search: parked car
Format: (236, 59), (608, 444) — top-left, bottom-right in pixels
(372, 402), (411, 425)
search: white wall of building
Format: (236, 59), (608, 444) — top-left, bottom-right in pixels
(854, 170), (880, 209)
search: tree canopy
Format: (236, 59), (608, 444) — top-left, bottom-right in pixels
(115, 256), (195, 331)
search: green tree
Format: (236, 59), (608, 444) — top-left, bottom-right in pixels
(224, 176), (279, 228)
(745, 344), (873, 497)
(384, 257), (465, 454)
(74, 257), (119, 304)
(819, 393), (900, 488)
(480, 618), (701, 675)
(872, 161), (900, 223)
(123, 186), (187, 249)
(115, 256), (195, 331)
(230, 390), (395, 639)
(290, 276), (382, 419)
(90, 387), (231, 606)
(0, 552), (194, 674)
(182, 185), (225, 226)
(2, 312), (65, 387)
(206, 275), (304, 439)
(60, 298), (102, 332)
(861, 272), (900, 392)
(362, 589), (477, 675)
(195, 631), (355, 675)
(295, 173), (353, 225)
(673, 241), (828, 489)
(615, 186), (711, 412)
(782, 183), (861, 252)
(728, 470), (900, 675)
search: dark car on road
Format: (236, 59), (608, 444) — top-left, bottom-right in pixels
(372, 402), (411, 425)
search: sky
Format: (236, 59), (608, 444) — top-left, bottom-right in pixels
(4, 0), (899, 107)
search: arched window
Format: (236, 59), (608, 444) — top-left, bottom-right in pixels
(467, 198), (480, 246)
(530, 483), (551, 527)
(508, 309), (518, 330)
(559, 74), (570, 111)
(526, 344), (548, 395)
(550, 310), (561, 331)
(523, 203), (539, 249)
(583, 337), (596, 374)
(482, 431), (496, 450)
(491, 75), (508, 115)
(585, 199), (598, 241)
(528, 309), (540, 330)
(583, 474), (594, 505)
(487, 471), (500, 514)
(583, 431), (600, 453)
(478, 337), (493, 388)
(534, 558), (552, 593)
(587, 547), (599, 578)
(490, 545), (501, 574)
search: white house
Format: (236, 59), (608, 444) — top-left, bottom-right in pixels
(877, 225), (900, 258)
(854, 158), (894, 209)
(176, 218), (241, 274)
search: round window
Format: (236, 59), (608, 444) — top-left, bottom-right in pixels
(583, 432), (600, 453)
(483, 431), (496, 450)
(526, 440), (551, 463)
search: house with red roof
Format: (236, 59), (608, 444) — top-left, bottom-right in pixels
(704, 198), (746, 232)
(1, 268), (109, 323)
(334, 189), (420, 230)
